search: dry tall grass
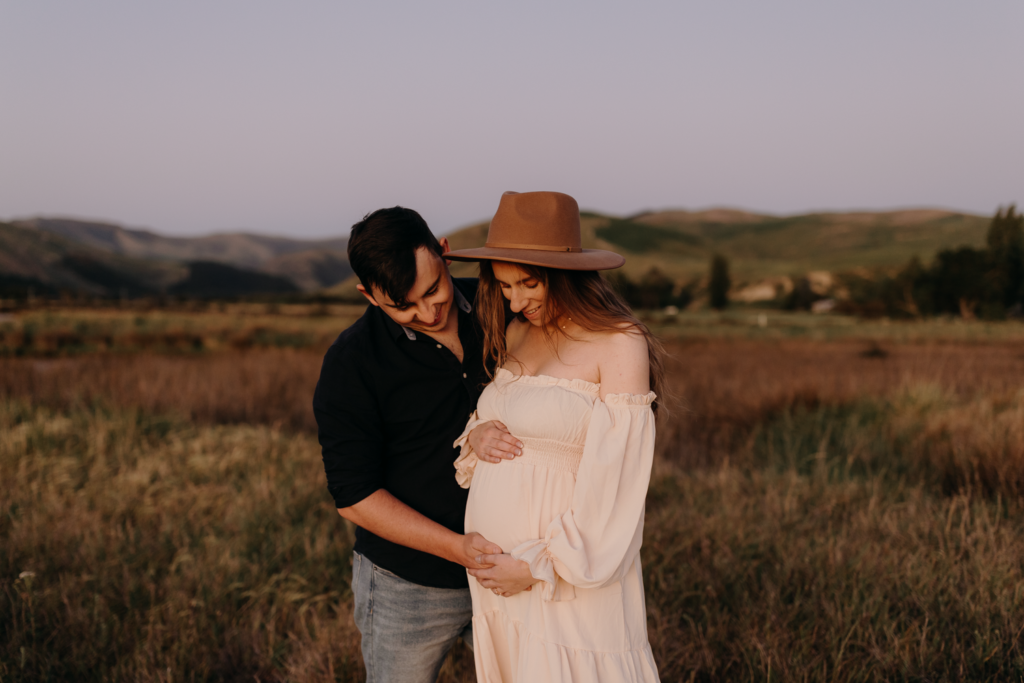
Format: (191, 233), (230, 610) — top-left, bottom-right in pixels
(644, 458), (1024, 680)
(907, 391), (1024, 497)
(3, 338), (1021, 451)
(0, 305), (364, 357)
(0, 349), (323, 432)
(4, 338), (1024, 680)
(1, 403), (365, 681)
(659, 339), (1024, 469)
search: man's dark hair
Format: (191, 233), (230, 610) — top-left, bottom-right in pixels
(348, 207), (444, 306)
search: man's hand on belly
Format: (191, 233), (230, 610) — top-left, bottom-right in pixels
(459, 532), (504, 570)
(338, 489), (503, 570)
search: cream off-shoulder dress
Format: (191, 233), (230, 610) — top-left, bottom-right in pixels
(454, 368), (660, 682)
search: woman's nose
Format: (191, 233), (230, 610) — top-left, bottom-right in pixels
(509, 291), (527, 312)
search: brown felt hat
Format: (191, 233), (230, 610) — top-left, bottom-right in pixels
(445, 191), (625, 271)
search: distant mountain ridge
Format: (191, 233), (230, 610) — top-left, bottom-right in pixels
(2, 218), (352, 296)
(0, 221), (187, 297)
(5, 208), (993, 301)
(14, 218), (348, 269)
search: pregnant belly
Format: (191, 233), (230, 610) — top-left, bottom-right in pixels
(464, 457), (577, 555)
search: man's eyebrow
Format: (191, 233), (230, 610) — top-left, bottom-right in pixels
(383, 274), (442, 308)
(381, 292), (410, 309)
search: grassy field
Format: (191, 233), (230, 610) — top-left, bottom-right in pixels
(3, 307), (1024, 681)
(0, 304), (366, 357)
(4, 305), (1024, 359)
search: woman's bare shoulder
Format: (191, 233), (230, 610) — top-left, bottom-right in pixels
(590, 324), (647, 353)
(594, 326), (650, 395)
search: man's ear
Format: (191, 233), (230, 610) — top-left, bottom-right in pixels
(440, 237), (452, 266)
(356, 284), (380, 308)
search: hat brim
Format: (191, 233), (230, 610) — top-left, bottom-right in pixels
(445, 246), (625, 271)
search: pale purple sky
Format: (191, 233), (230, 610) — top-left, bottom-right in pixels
(2, 1), (1022, 238)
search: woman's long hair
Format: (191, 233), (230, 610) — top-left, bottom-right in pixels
(477, 260), (667, 414)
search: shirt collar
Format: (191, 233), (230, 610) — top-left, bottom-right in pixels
(383, 279), (473, 342)
(454, 284), (473, 313)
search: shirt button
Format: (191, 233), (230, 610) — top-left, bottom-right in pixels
(436, 344), (442, 349)
(463, 373), (467, 378)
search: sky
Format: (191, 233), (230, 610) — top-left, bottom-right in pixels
(2, 1), (1022, 238)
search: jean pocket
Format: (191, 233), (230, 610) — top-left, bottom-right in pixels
(372, 563), (403, 581)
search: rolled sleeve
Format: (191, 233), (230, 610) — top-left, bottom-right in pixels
(313, 342), (385, 509)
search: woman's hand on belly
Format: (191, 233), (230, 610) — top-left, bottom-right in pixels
(468, 553), (537, 597)
(469, 421), (524, 463)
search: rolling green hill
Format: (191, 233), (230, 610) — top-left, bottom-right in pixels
(441, 208), (990, 285)
(7, 208), (994, 301)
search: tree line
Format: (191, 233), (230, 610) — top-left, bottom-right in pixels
(605, 205), (1022, 319)
(838, 205), (1023, 319)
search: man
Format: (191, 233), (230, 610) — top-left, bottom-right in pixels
(313, 207), (520, 682)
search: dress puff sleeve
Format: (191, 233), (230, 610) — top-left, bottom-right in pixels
(453, 410), (492, 488)
(510, 392), (656, 601)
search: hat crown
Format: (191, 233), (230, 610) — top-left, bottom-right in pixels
(486, 191), (582, 253)
(444, 190), (624, 271)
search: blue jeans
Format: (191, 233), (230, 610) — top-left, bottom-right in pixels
(351, 551), (473, 683)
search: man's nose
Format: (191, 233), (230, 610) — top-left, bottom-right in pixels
(416, 299), (433, 320)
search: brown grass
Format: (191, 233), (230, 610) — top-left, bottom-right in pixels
(643, 459), (1024, 681)
(3, 339), (1022, 447)
(0, 349), (324, 432)
(659, 338), (1024, 467)
(0, 305), (364, 357)
(1, 404), (365, 681)
(904, 389), (1024, 497)
(4, 337), (1024, 680)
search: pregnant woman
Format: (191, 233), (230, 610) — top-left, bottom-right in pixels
(446, 191), (664, 682)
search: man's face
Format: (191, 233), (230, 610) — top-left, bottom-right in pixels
(358, 238), (456, 334)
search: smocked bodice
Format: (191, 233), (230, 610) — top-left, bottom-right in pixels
(478, 367), (598, 447)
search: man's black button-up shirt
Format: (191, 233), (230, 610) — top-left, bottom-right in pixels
(313, 278), (487, 589)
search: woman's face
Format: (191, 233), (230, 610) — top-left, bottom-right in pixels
(491, 262), (549, 326)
